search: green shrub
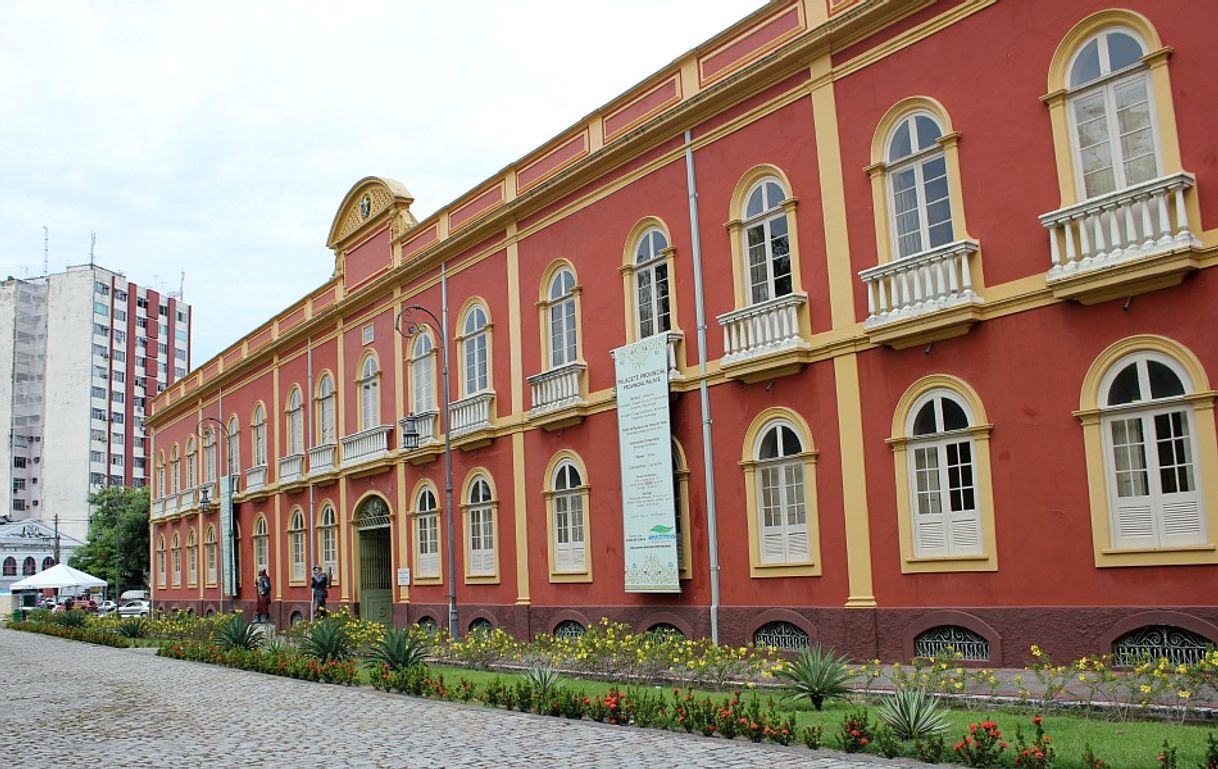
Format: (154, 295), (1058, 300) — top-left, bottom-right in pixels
(213, 614), (263, 651)
(300, 617), (354, 662)
(916, 734), (946, 763)
(874, 725), (903, 758)
(801, 724), (824, 750)
(54, 609), (89, 629)
(775, 644), (854, 711)
(115, 617), (150, 639)
(875, 687), (949, 740)
(364, 627), (429, 671)
(524, 664), (562, 702)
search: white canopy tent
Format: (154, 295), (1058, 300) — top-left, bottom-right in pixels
(10, 563), (107, 591)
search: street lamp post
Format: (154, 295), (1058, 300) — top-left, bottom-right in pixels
(197, 416), (234, 615)
(395, 304), (459, 640)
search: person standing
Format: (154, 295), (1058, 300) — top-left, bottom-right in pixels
(255, 568), (272, 624)
(310, 565), (329, 618)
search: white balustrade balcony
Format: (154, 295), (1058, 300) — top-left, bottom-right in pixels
(528, 362), (586, 416)
(399, 411), (440, 448)
(151, 497), (166, 518)
(449, 391), (495, 438)
(663, 330), (684, 380)
(308, 443), (337, 476)
(1041, 172), (1199, 282)
(278, 453), (304, 483)
(860, 239), (980, 328)
(340, 425), (392, 468)
(244, 464), (268, 493)
(198, 481), (218, 510)
(164, 494), (180, 515)
(177, 487), (197, 511)
(716, 293), (809, 365)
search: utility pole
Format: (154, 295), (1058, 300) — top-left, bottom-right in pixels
(53, 513), (61, 563)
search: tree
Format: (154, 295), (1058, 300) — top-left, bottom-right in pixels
(68, 486), (149, 598)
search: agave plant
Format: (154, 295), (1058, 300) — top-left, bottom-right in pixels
(261, 635), (294, 655)
(213, 614), (264, 651)
(524, 664), (563, 701)
(300, 617), (354, 662)
(364, 627), (430, 671)
(775, 644), (855, 711)
(54, 609), (89, 629)
(874, 687), (949, 740)
(115, 617), (150, 639)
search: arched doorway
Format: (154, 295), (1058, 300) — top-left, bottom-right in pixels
(354, 495), (393, 627)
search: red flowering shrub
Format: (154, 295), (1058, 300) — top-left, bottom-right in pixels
(954, 720), (1007, 768)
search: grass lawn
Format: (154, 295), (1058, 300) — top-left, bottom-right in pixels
(356, 664), (1214, 768)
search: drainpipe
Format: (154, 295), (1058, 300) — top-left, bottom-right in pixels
(684, 129), (722, 645)
(306, 336), (315, 620)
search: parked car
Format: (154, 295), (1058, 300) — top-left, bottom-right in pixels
(96, 600), (117, 615)
(117, 599), (150, 618)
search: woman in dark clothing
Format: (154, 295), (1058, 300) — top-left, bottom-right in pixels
(255, 568), (271, 623)
(310, 565), (329, 617)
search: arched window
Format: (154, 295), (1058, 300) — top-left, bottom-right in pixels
(547, 268), (578, 368)
(466, 475), (496, 577)
(914, 625), (991, 661)
(468, 617), (494, 635)
(289, 509), (306, 582)
(907, 391), (981, 558)
(169, 444), (181, 494)
(1100, 353), (1204, 549)
(253, 515), (269, 576)
(22, 556), (35, 576)
(754, 621), (811, 652)
(156, 452), (166, 497)
(203, 428), (217, 484)
(2, 557), (15, 576)
(414, 487), (440, 579)
(742, 178), (792, 305)
(1113, 625), (1215, 667)
(1066, 29), (1157, 199)
(550, 459), (587, 574)
(156, 536), (166, 586)
(358, 354), (381, 430)
(410, 329), (437, 415)
(41, 556), (55, 571)
(755, 421), (809, 564)
(460, 303), (490, 396)
(554, 620), (586, 639)
(315, 373), (336, 445)
(204, 525), (217, 585)
(251, 405), (267, 467)
(286, 387), (304, 455)
(634, 229), (671, 339)
(186, 529), (198, 586)
(226, 417), (240, 475)
(318, 504), (338, 582)
(886, 112), (953, 258)
(171, 532), (182, 586)
(185, 437), (197, 490)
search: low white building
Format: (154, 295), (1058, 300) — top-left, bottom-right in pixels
(0, 518), (84, 594)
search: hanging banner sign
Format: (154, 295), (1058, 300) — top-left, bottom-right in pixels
(613, 334), (680, 593)
(220, 474), (236, 597)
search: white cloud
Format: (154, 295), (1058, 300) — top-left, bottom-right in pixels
(0, 0), (762, 361)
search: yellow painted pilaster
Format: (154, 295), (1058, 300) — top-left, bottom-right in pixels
(339, 477), (351, 603)
(808, 53), (857, 330)
(833, 352), (876, 607)
(271, 362), (282, 600)
(396, 461), (410, 602)
(506, 223), (530, 603)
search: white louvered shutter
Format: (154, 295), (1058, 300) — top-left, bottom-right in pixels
(1105, 415), (1158, 549)
(912, 445), (947, 556)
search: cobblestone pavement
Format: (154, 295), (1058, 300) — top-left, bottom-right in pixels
(0, 629), (938, 768)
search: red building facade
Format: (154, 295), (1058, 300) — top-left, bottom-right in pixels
(147, 0), (1218, 665)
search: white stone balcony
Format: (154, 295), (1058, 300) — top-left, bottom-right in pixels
(399, 411), (440, 448)
(1040, 172), (1200, 302)
(151, 497), (166, 519)
(244, 464), (268, 493)
(449, 391), (495, 438)
(860, 239), (980, 328)
(663, 330), (684, 380)
(198, 481), (218, 510)
(528, 362), (586, 416)
(308, 443), (337, 476)
(716, 293), (809, 366)
(164, 493), (180, 515)
(340, 425), (392, 468)
(176, 487), (197, 512)
(278, 453), (304, 484)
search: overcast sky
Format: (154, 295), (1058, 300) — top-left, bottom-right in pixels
(0, 0), (761, 363)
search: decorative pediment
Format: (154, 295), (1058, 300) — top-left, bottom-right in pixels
(326, 177), (418, 251)
(0, 519), (82, 546)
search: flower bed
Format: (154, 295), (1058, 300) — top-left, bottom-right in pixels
(7, 619), (130, 648)
(158, 640), (357, 685)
